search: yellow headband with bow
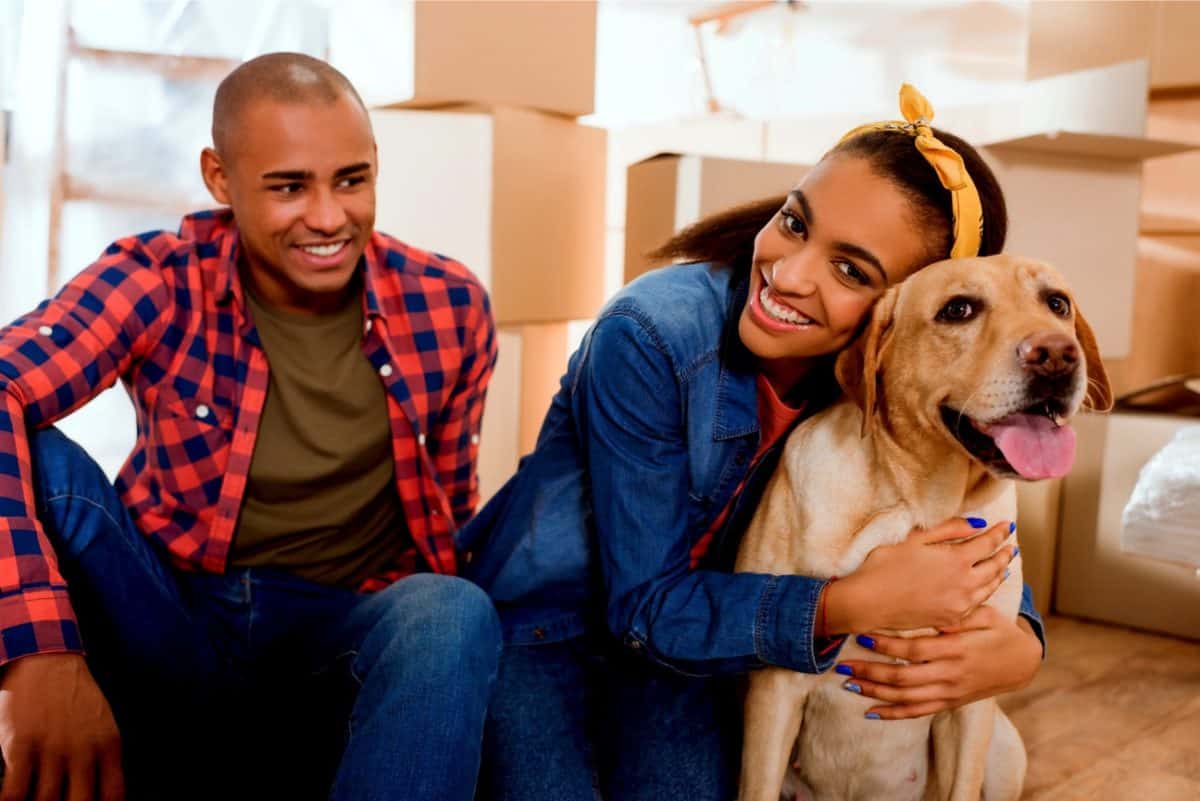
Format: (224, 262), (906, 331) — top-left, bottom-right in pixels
(837, 83), (983, 260)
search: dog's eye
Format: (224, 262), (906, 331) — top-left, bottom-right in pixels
(936, 297), (979, 323)
(1047, 294), (1071, 317)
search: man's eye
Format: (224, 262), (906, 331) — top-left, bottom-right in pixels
(271, 183), (302, 195)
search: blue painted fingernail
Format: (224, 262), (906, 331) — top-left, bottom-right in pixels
(1013, 546), (1020, 558)
(1004, 568), (1011, 580)
(1010, 521), (1017, 533)
(865, 712), (881, 720)
(966, 517), (987, 529)
(843, 682), (862, 694)
(856, 634), (876, 649)
(835, 664), (854, 677)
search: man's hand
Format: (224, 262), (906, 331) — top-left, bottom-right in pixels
(834, 605), (1042, 720)
(0, 653), (124, 801)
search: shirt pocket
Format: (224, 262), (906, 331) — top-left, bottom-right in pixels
(147, 388), (231, 510)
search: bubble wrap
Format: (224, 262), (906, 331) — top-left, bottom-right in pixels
(1121, 426), (1200, 567)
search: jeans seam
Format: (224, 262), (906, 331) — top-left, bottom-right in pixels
(43, 492), (126, 534)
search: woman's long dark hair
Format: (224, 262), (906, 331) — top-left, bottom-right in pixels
(646, 126), (1008, 272)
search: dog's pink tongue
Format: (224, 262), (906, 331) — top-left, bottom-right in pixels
(984, 414), (1076, 479)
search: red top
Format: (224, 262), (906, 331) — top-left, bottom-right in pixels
(689, 373), (807, 567)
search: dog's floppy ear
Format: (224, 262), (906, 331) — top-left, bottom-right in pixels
(1074, 309), (1113, 412)
(835, 289), (898, 436)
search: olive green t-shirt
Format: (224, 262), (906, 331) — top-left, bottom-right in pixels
(230, 286), (412, 587)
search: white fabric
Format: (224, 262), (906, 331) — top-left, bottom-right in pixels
(1122, 426), (1200, 567)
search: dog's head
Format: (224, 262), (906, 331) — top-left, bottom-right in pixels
(835, 254), (1113, 480)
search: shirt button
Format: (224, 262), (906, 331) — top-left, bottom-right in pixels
(628, 639), (642, 650)
(417, 433), (427, 446)
(365, 319), (373, 333)
(470, 434), (480, 445)
(195, 404), (210, 420)
(533, 628), (546, 641)
(379, 364), (393, 378)
(38, 325), (53, 336)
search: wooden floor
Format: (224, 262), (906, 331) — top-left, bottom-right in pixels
(998, 615), (1200, 801)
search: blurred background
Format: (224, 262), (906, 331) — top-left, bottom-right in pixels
(1, 3), (1198, 795)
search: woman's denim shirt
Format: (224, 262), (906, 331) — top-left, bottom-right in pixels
(458, 263), (1043, 677)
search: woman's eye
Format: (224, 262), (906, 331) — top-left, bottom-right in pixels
(1047, 294), (1071, 317)
(779, 210), (806, 237)
(936, 297), (979, 322)
(835, 260), (869, 286)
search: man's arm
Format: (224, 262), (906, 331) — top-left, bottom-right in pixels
(0, 236), (172, 664)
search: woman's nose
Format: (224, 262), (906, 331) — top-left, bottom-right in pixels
(769, 253), (819, 296)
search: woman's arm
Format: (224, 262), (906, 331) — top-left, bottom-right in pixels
(575, 311), (835, 677)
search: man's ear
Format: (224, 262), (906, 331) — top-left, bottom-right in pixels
(200, 147), (232, 206)
(1074, 309), (1114, 412)
(834, 289), (898, 437)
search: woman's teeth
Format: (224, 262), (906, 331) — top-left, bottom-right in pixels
(301, 242), (345, 257)
(760, 287), (815, 326)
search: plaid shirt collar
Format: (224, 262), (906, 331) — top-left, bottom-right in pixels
(184, 208), (388, 331)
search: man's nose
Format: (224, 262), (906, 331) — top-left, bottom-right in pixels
(305, 187), (348, 235)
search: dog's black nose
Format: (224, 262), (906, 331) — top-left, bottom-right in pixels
(1018, 332), (1078, 377)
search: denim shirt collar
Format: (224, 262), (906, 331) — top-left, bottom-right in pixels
(709, 268), (842, 442)
(712, 272), (759, 441)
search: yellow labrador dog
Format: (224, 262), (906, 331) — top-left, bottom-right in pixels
(735, 255), (1112, 801)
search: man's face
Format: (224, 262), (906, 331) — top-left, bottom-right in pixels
(201, 93), (377, 315)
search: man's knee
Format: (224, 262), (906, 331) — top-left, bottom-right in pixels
(29, 425), (111, 503)
(372, 574), (502, 673)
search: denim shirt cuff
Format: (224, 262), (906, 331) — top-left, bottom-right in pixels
(1018, 582), (1047, 659)
(754, 574), (842, 674)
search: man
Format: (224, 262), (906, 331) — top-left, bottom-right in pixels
(0, 53), (499, 801)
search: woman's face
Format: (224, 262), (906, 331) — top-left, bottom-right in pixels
(739, 153), (937, 385)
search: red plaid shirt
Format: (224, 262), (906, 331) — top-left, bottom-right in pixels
(0, 209), (496, 665)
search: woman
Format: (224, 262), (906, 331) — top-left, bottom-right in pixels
(461, 86), (1044, 800)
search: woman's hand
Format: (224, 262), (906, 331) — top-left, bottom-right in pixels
(823, 517), (1016, 634)
(834, 606), (1042, 720)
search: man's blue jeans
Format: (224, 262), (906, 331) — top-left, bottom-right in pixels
(27, 427), (501, 801)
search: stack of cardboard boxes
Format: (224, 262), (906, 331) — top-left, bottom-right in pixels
(1023, 3), (1200, 639)
(358, 1), (606, 502)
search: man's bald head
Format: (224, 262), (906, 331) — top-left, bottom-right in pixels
(212, 52), (370, 158)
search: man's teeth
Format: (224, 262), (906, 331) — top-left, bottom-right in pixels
(759, 287), (814, 326)
(301, 242), (345, 257)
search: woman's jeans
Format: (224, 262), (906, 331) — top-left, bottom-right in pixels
(479, 631), (742, 801)
(27, 426), (501, 801)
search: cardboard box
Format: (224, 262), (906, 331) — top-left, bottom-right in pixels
(1015, 479), (1063, 613)
(1125, 235), (1200, 390)
(1057, 411), (1200, 640)
(607, 118), (769, 235)
(476, 322), (573, 504)
(371, 106), (606, 325)
(623, 153), (808, 283)
(333, 0), (596, 117)
(765, 61), (1152, 166)
(1026, 1), (1200, 90)
(977, 131), (1193, 359)
(1142, 94), (1200, 232)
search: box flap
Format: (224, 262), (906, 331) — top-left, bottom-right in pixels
(983, 131), (1196, 162)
